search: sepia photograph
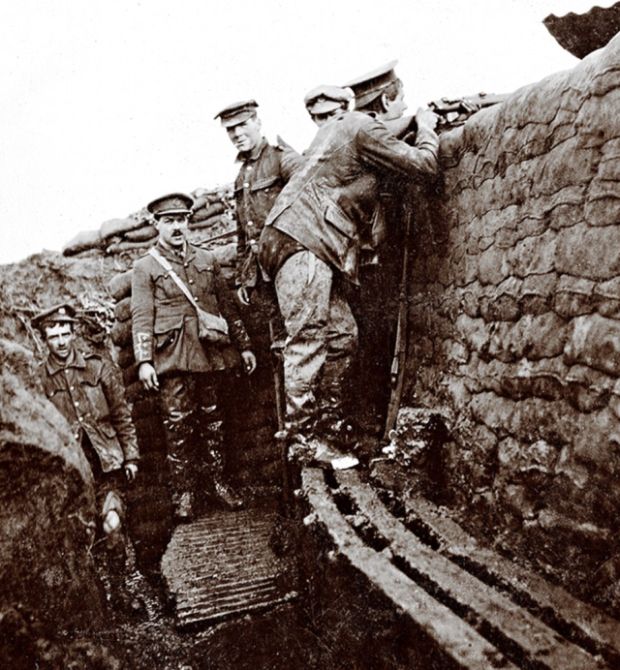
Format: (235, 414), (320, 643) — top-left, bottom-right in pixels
(1, 1), (620, 667)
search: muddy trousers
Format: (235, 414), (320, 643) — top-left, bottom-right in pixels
(274, 250), (358, 434)
(159, 372), (226, 502)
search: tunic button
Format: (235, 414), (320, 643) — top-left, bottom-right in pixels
(247, 220), (254, 227)
(78, 416), (83, 422)
(70, 386), (75, 391)
(188, 279), (194, 284)
(184, 262), (189, 268)
(194, 295), (199, 301)
(243, 183), (249, 188)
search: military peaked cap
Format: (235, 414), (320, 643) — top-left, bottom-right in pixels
(304, 85), (353, 115)
(32, 303), (77, 330)
(214, 99), (259, 128)
(147, 193), (194, 218)
(345, 60), (399, 109)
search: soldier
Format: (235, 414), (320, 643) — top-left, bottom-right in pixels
(131, 193), (256, 520)
(342, 61), (416, 437)
(258, 87), (439, 457)
(346, 60), (408, 122)
(214, 99), (302, 310)
(33, 303), (139, 593)
(304, 85), (353, 126)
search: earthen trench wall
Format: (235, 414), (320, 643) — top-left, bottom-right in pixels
(407, 35), (620, 557)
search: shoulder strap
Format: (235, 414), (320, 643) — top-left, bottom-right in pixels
(148, 247), (200, 312)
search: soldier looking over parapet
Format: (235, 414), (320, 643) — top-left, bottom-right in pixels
(131, 193), (257, 520)
(344, 61), (417, 439)
(258, 86), (439, 462)
(304, 85), (354, 126)
(32, 303), (140, 604)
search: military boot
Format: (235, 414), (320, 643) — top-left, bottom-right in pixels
(202, 420), (244, 511)
(172, 491), (194, 522)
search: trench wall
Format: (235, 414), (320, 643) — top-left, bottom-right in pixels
(407, 34), (620, 573)
(0, 336), (103, 651)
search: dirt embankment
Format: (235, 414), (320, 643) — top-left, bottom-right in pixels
(0, 251), (127, 666)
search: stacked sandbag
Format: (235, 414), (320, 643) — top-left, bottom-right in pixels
(63, 184), (236, 257)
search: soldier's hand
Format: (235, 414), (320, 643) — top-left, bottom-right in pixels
(241, 350), (257, 375)
(415, 107), (439, 131)
(125, 462), (138, 482)
(138, 362), (159, 391)
(237, 286), (251, 306)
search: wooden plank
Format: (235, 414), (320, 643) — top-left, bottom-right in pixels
(336, 470), (607, 670)
(303, 469), (517, 670)
(390, 485), (620, 667)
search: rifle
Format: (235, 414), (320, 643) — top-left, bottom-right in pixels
(382, 191), (415, 441)
(429, 92), (508, 130)
(269, 320), (293, 516)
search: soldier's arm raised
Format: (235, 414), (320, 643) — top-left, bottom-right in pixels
(357, 109), (439, 179)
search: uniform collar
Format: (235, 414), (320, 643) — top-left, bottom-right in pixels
(46, 346), (85, 375)
(157, 239), (195, 263)
(236, 138), (268, 164)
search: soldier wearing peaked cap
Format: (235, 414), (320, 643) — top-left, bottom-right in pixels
(304, 85), (353, 126)
(215, 99), (303, 308)
(258, 80), (439, 455)
(346, 60), (407, 120)
(344, 60), (431, 438)
(131, 192), (257, 520)
(33, 302), (140, 599)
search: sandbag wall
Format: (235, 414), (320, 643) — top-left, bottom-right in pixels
(405, 33), (620, 586)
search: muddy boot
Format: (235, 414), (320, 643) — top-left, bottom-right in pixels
(172, 491), (194, 522)
(203, 421), (244, 511)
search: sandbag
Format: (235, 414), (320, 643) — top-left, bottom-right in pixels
(124, 224), (157, 242)
(111, 318), (132, 347)
(209, 242), (237, 267)
(116, 345), (135, 369)
(189, 214), (233, 231)
(110, 321), (132, 347)
(106, 239), (153, 255)
(190, 200), (226, 223)
(107, 271), (133, 301)
(100, 217), (146, 240)
(114, 297), (132, 322)
(62, 229), (103, 256)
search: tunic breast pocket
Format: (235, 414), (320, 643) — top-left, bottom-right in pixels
(193, 261), (215, 295)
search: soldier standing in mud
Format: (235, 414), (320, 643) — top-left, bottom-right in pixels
(131, 193), (256, 521)
(33, 303), (140, 601)
(258, 86), (439, 458)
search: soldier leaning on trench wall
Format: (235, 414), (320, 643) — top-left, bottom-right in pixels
(257, 84), (440, 455)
